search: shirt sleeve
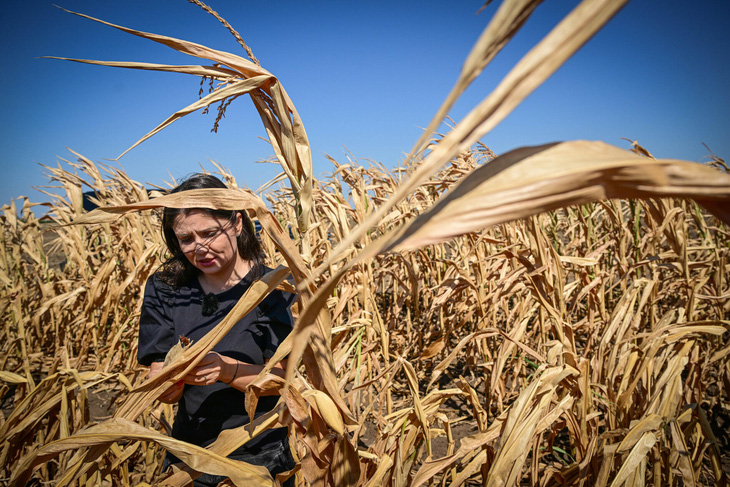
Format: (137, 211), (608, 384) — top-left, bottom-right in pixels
(256, 289), (297, 360)
(137, 275), (176, 366)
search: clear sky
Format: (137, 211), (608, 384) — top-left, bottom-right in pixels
(2, 1), (729, 208)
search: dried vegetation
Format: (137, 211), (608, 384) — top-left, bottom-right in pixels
(2, 0), (730, 486)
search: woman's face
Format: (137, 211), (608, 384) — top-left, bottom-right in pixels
(171, 210), (243, 278)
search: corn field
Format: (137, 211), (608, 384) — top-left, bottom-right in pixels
(2, 1), (729, 486)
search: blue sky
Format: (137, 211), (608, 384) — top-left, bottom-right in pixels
(2, 1), (729, 208)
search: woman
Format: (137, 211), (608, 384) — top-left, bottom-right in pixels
(137, 173), (296, 486)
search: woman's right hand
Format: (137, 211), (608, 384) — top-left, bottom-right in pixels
(148, 362), (184, 404)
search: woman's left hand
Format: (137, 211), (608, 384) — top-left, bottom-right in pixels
(183, 352), (231, 386)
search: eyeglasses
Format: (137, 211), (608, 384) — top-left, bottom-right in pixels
(176, 223), (235, 253)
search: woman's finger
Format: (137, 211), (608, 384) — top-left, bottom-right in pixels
(159, 380), (184, 403)
(196, 352), (223, 367)
(183, 368), (222, 385)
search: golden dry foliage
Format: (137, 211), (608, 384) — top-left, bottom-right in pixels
(48, 0), (314, 256)
(2, 0), (730, 486)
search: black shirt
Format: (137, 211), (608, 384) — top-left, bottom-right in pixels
(137, 267), (296, 452)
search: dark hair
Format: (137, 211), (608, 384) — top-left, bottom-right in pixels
(157, 173), (264, 287)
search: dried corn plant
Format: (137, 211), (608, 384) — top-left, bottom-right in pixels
(2, 0), (729, 486)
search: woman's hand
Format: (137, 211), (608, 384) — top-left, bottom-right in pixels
(183, 351), (235, 386)
(148, 362), (184, 404)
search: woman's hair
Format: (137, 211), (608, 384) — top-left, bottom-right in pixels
(157, 173), (264, 287)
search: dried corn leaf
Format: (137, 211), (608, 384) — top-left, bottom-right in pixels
(608, 432), (657, 487)
(10, 418), (273, 487)
(616, 414), (663, 454)
(384, 141), (730, 251)
(0, 371), (28, 384)
(486, 366), (576, 487)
